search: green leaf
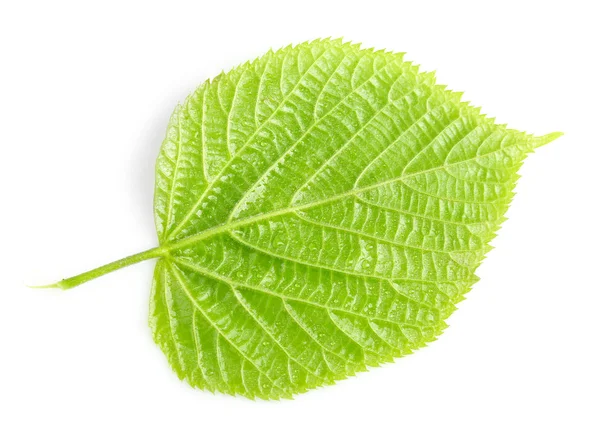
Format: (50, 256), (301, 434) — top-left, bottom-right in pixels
(43, 39), (561, 399)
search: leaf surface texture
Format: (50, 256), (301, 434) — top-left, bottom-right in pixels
(151, 39), (559, 399)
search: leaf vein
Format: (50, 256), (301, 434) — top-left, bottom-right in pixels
(168, 263), (287, 393)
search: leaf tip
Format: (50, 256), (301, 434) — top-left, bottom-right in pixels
(533, 131), (563, 148)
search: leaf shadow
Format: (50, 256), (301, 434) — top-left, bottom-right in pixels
(126, 76), (204, 242)
(127, 101), (175, 237)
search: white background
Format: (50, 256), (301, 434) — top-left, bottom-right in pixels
(1, 1), (598, 436)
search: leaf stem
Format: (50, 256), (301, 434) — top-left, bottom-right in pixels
(32, 246), (165, 290)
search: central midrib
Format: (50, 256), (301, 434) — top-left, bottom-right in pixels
(161, 144), (512, 253)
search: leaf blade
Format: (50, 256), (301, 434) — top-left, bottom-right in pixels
(150, 39), (560, 399)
